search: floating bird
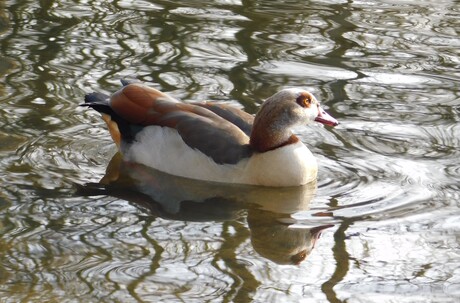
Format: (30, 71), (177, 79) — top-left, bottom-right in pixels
(83, 81), (338, 187)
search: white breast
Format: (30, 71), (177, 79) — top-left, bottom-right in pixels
(241, 142), (318, 186)
(123, 126), (317, 187)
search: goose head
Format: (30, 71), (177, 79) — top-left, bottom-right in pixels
(250, 88), (338, 152)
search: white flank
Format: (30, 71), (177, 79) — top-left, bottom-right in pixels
(123, 126), (318, 187)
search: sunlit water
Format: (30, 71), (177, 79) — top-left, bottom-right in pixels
(0, 0), (459, 302)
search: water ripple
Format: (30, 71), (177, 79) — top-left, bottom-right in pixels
(1, 1), (459, 302)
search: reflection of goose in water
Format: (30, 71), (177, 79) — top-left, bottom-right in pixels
(79, 153), (332, 265)
(248, 210), (331, 265)
(83, 81), (338, 187)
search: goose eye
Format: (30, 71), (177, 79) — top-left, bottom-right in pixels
(296, 93), (312, 108)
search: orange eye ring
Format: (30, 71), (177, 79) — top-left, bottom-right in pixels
(296, 93), (313, 108)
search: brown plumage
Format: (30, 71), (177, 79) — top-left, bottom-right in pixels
(82, 82), (338, 186)
(85, 83), (255, 164)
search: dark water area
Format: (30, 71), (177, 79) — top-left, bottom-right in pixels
(0, 0), (459, 302)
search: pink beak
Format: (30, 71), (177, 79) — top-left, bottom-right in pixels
(315, 105), (339, 127)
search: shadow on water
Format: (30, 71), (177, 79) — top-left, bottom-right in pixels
(77, 153), (333, 267)
(72, 153), (336, 301)
(73, 152), (371, 302)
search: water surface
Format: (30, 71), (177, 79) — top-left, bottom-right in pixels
(0, 0), (459, 302)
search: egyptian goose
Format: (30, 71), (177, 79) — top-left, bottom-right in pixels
(83, 81), (338, 187)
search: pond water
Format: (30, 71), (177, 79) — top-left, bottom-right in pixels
(0, 0), (459, 302)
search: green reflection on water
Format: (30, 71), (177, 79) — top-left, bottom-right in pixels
(0, 0), (459, 302)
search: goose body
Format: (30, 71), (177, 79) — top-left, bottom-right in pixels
(83, 81), (338, 187)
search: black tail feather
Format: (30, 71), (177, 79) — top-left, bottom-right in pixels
(81, 92), (113, 115)
(120, 79), (141, 86)
(82, 89), (142, 144)
(84, 92), (110, 103)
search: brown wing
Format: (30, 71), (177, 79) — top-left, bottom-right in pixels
(193, 102), (254, 137)
(109, 83), (254, 164)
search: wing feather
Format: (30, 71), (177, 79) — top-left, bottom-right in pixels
(109, 83), (254, 164)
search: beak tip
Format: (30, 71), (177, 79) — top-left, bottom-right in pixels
(315, 106), (339, 127)
(314, 116), (339, 127)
